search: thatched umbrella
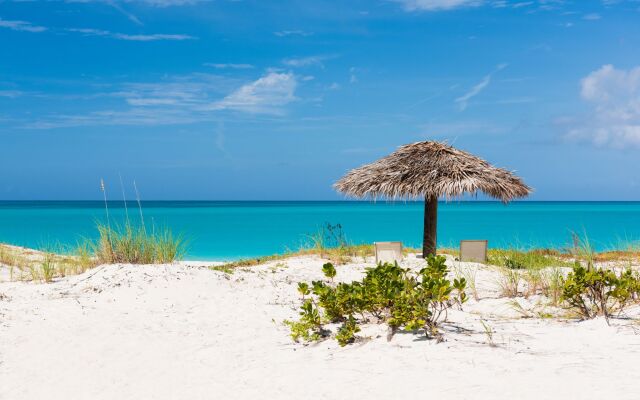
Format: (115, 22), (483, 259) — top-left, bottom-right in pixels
(334, 141), (531, 257)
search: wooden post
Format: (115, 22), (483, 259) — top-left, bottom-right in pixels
(422, 195), (438, 257)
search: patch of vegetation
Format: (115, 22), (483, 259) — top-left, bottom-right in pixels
(304, 223), (357, 265)
(495, 266), (522, 297)
(561, 264), (640, 322)
(560, 232), (640, 322)
(284, 299), (325, 342)
(215, 254), (293, 270)
(453, 264), (478, 300)
(90, 179), (187, 265)
(93, 222), (186, 264)
(480, 319), (496, 347)
(211, 265), (235, 274)
(488, 248), (571, 270)
(0, 243), (98, 283)
(285, 255), (467, 346)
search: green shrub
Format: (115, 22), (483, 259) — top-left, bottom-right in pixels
(286, 255), (467, 346)
(561, 263), (640, 322)
(336, 315), (360, 346)
(284, 300), (325, 342)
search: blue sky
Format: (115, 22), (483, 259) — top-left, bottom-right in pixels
(1, 0), (639, 200)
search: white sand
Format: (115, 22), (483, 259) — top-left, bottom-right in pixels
(1, 255), (639, 400)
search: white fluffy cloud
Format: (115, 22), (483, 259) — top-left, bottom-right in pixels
(566, 65), (640, 148)
(210, 72), (297, 115)
(395, 0), (482, 11)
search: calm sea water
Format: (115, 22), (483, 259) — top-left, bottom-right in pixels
(0, 201), (639, 260)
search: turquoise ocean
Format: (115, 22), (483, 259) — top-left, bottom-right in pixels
(1, 201), (639, 261)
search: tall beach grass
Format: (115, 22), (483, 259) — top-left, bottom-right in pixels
(94, 179), (187, 264)
(94, 222), (186, 264)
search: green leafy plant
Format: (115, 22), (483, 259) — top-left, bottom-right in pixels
(284, 300), (325, 343)
(322, 262), (336, 280)
(561, 231), (640, 322)
(454, 264), (478, 300)
(336, 315), (361, 346)
(297, 282), (310, 298)
(287, 255), (467, 346)
(561, 263), (640, 322)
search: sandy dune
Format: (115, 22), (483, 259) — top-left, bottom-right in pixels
(1, 255), (639, 400)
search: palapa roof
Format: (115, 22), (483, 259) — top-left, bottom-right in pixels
(334, 141), (531, 202)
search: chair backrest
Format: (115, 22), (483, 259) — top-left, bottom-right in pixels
(374, 242), (403, 264)
(460, 240), (488, 262)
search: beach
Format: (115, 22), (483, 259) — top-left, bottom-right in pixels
(2, 253), (639, 400)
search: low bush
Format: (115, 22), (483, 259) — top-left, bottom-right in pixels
(285, 255), (467, 346)
(561, 263), (640, 322)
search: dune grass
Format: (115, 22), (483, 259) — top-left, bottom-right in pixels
(92, 179), (187, 265)
(94, 222), (187, 265)
(0, 180), (186, 283)
(487, 248), (572, 270)
(0, 242), (98, 283)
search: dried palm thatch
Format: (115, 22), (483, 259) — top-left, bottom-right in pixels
(334, 141), (531, 201)
(334, 141), (531, 256)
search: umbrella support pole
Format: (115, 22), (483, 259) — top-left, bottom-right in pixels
(421, 195), (438, 258)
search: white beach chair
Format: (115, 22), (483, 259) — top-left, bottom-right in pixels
(374, 241), (403, 264)
(460, 240), (488, 262)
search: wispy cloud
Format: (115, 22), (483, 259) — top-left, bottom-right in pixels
(65, 0), (203, 6)
(349, 67), (359, 84)
(67, 28), (195, 41)
(24, 108), (206, 129)
(274, 30), (313, 37)
(583, 13), (601, 20)
(394, 0), (482, 11)
(115, 33), (194, 41)
(0, 17), (194, 40)
(455, 64), (507, 111)
(133, 0), (203, 5)
(0, 18), (47, 32)
(0, 90), (24, 98)
(204, 63), (254, 70)
(209, 72), (298, 115)
(282, 55), (335, 68)
(565, 64), (640, 148)
(395, 0), (567, 12)
(24, 71), (299, 128)
(106, 1), (144, 25)
(22, 74), (235, 128)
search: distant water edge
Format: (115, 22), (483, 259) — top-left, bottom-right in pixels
(1, 201), (639, 260)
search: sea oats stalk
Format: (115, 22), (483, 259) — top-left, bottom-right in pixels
(133, 180), (146, 234)
(119, 173), (130, 225)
